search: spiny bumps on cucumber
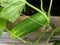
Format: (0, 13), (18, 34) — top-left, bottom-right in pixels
(10, 13), (47, 39)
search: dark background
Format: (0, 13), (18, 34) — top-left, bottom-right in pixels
(23, 0), (60, 16)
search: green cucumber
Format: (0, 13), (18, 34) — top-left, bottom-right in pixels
(10, 13), (47, 39)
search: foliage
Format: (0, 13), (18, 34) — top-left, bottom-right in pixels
(0, 0), (60, 45)
(0, 6), (6, 36)
(0, 0), (26, 22)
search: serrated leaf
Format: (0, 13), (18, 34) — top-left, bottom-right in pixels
(1, 1), (26, 22)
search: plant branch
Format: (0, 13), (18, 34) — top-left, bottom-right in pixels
(48, 0), (53, 17)
(5, 28), (33, 45)
(33, 30), (46, 45)
(45, 26), (60, 45)
(33, 25), (50, 45)
(40, 0), (46, 13)
(47, 0), (53, 29)
(26, 2), (49, 22)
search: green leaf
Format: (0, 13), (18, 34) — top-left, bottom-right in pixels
(53, 41), (60, 45)
(0, 18), (6, 36)
(10, 13), (47, 39)
(0, 6), (6, 36)
(0, 0), (26, 7)
(1, 1), (26, 22)
(0, 18), (6, 30)
(0, 6), (3, 14)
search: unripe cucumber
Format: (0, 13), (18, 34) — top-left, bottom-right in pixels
(10, 13), (47, 38)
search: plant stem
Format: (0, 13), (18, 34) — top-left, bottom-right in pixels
(26, 2), (49, 22)
(48, 0), (53, 17)
(45, 27), (60, 45)
(47, 0), (53, 30)
(5, 28), (33, 45)
(40, 0), (46, 13)
(33, 30), (46, 45)
(33, 25), (50, 45)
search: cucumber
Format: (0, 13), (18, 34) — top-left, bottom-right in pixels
(10, 13), (47, 38)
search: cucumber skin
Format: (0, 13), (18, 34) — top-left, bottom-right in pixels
(10, 13), (47, 38)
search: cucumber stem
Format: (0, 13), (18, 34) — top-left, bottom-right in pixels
(26, 2), (49, 22)
(5, 28), (33, 45)
(48, 0), (53, 18)
(45, 27), (60, 45)
(40, 0), (46, 13)
(33, 29), (47, 45)
(33, 25), (50, 45)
